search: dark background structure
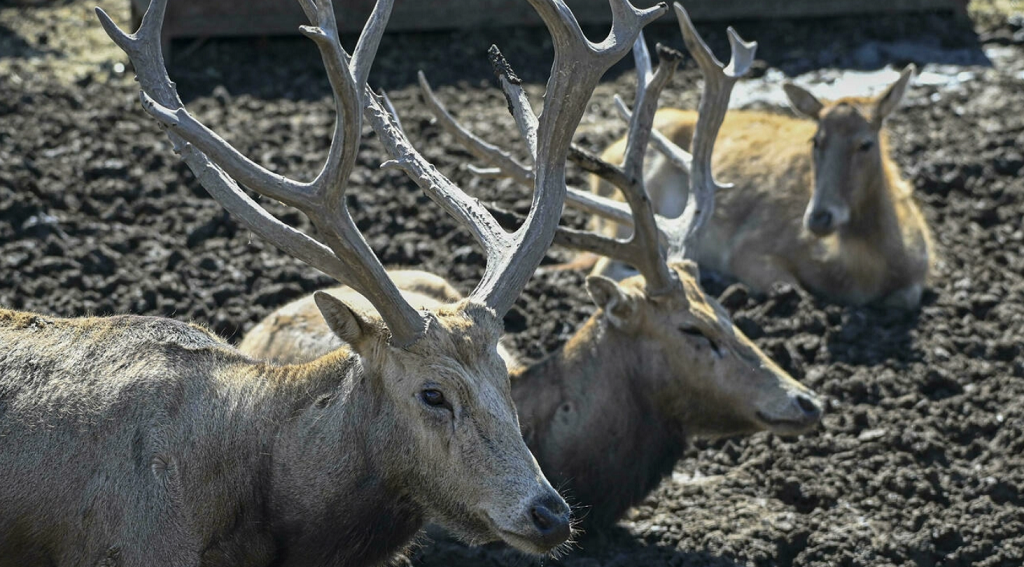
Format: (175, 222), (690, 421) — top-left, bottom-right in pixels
(128, 0), (965, 44)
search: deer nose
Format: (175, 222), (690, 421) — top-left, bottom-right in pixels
(807, 210), (834, 235)
(794, 393), (823, 421)
(528, 494), (571, 549)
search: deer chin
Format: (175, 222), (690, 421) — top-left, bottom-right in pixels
(752, 387), (824, 436)
(755, 409), (821, 436)
(492, 527), (564, 556)
(436, 510), (501, 545)
(438, 509), (562, 556)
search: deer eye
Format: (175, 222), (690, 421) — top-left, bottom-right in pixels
(680, 326), (705, 338)
(679, 326), (723, 357)
(857, 139), (874, 152)
(420, 388), (447, 408)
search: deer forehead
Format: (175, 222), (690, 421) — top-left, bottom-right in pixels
(394, 303), (507, 385)
(620, 273), (726, 332)
(426, 302), (503, 351)
(678, 278), (731, 330)
(819, 102), (873, 137)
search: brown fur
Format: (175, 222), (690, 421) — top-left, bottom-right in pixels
(239, 266), (822, 530)
(592, 69), (932, 308)
(0, 300), (567, 567)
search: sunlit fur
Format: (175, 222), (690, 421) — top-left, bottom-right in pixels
(240, 264), (822, 530)
(591, 70), (932, 309)
(0, 300), (566, 567)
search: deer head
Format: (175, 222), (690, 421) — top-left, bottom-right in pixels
(783, 65), (915, 236)
(98, 0), (667, 552)
(584, 260), (820, 437)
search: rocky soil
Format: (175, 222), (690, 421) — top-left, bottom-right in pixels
(2, 1), (1024, 566)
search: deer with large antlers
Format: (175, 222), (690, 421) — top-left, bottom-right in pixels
(239, 4), (823, 530)
(0, 0), (671, 564)
(590, 65), (933, 308)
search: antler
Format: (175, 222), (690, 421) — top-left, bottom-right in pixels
(551, 37), (683, 293)
(97, 0), (437, 346)
(419, 2), (755, 295)
(661, 4), (756, 260)
(560, 4), (755, 285)
(98, 0), (665, 343)
(398, 0), (666, 316)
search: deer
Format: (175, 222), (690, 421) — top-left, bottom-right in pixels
(236, 3), (824, 531)
(0, 0), (672, 564)
(588, 65), (933, 309)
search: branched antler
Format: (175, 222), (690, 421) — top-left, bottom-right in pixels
(418, 2), (755, 295)
(661, 4), (756, 260)
(99, 0), (666, 341)
(561, 4), (755, 283)
(410, 0), (667, 314)
(98, 0), (434, 346)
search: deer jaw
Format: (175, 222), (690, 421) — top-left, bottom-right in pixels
(588, 260), (823, 439)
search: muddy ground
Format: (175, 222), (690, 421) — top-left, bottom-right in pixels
(2, 1), (1024, 565)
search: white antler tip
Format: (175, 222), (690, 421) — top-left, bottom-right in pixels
(641, 2), (669, 20)
(723, 27), (757, 78)
(726, 27), (757, 51)
(672, 2), (692, 25)
(95, 6), (131, 46)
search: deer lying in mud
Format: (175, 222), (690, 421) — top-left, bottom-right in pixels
(590, 65), (933, 309)
(0, 0), (670, 564)
(240, 4), (824, 530)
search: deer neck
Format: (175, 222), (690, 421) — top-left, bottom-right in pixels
(511, 316), (686, 528)
(264, 351), (423, 566)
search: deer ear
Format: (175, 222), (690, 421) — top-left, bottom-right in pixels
(783, 83), (824, 119)
(873, 64), (915, 128)
(586, 275), (636, 328)
(314, 291), (375, 346)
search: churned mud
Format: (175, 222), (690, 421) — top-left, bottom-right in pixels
(2, 1), (1023, 565)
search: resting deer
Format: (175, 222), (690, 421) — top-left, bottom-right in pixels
(0, 0), (670, 564)
(239, 4), (824, 530)
(590, 65), (933, 309)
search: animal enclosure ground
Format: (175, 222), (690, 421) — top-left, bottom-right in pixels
(1, 1), (1024, 566)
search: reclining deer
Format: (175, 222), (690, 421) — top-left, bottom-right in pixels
(239, 4), (824, 530)
(0, 0), (671, 564)
(589, 65), (933, 309)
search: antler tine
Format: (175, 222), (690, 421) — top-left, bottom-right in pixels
(610, 38), (684, 293)
(613, 95), (693, 173)
(665, 3), (756, 260)
(350, 0), (393, 88)
(467, 0), (668, 315)
(488, 46), (540, 161)
(419, 59), (639, 229)
(99, 0), (429, 347)
(516, 36), (683, 294)
(417, 70), (533, 188)
(364, 90), (510, 253)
